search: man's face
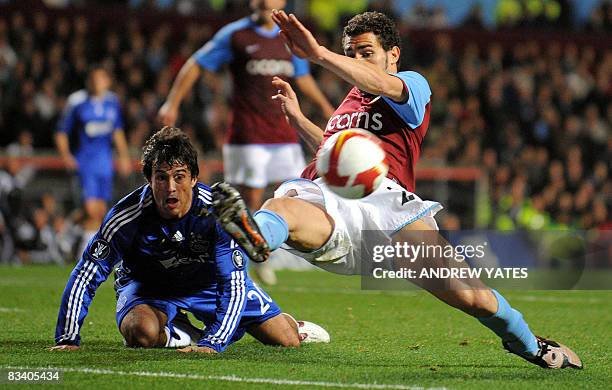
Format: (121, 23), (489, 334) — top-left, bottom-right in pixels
(343, 32), (399, 73)
(87, 69), (111, 96)
(149, 162), (196, 220)
(250, 0), (286, 20)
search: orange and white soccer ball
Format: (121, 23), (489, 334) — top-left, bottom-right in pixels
(316, 129), (388, 199)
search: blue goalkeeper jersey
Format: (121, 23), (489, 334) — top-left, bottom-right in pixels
(57, 90), (124, 174)
(54, 183), (251, 346)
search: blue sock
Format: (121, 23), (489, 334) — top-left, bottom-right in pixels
(478, 289), (539, 357)
(253, 210), (289, 251)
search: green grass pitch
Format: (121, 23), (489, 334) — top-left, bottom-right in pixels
(1, 265), (610, 389)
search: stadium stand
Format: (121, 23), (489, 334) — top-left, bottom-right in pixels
(0, 0), (609, 265)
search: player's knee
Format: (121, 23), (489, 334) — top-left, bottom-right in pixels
(121, 317), (163, 348)
(261, 198), (293, 225)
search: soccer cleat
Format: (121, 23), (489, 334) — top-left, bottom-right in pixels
(284, 313), (331, 344)
(211, 182), (270, 263)
(297, 320), (331, 343)
(504, 336), (583, 369)
(173, 310), (204, 346)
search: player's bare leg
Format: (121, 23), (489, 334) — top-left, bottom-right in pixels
(392, 219), (582, 369)
(247, 313), (300, 347)
(120, 304), (201, 348)
(120, 304), (167, 347)
(238, 185), (266, 210)
(83, 199), (106, 232)
(261, 197), (333, 252)
(396, 219), (498, 317)
(212, 183), (581, 368)
(211, 182), (332, 262)
(77, 199), (108, 258)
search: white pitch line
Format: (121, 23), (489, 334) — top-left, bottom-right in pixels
(0, 307), (25, 312)
(3, 366), (447, 390)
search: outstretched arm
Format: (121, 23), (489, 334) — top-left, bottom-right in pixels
(272, 10), (406, 102)
(53, 242), (117, 347)
(158, 58), (202, 126)
(159, 21), (236, 126)
(272, 76), (324, 153)
(53, 195), (138, 348)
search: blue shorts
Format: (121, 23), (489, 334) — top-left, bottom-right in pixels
(78, 170), (113, 202)
(114, 278), (282, 346)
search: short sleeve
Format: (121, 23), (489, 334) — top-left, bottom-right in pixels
(291, 55), (310, 78)
(382, 71), (432, 129)
(57, 91), (86, 134)
(193, 18), (251, 72)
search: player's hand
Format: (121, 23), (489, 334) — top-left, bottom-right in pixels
(272, 76), (303, 125)
(272, 9), (323, 60)
(49, 344), (80, 351)
(157, 101), (179, 126)
(61, 154), (78, 171)
(177, 346), (217, 354)
(117, 156), (132, 178)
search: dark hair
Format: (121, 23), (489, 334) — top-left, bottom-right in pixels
(343, 11), (401, 52)
(142, 126), (199, 180)
(87, 63), (108, 75)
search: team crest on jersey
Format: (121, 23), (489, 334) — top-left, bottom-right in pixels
(89, 239), (110, 260)
(232, 250), (245, 269)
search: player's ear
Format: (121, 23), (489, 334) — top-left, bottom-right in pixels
(388, 46), (400, 67)
(190, 175), (197, 188)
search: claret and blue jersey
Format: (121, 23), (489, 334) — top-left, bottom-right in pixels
(192, 16), (310, 145)
(302, 70), (432, 193)
(54, 182), (281, 352)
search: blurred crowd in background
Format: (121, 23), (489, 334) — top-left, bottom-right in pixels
(0, 0), (610, 264)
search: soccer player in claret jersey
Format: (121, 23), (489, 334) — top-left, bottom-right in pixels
(158, 0), (334, 285)
(211, 11), (583, 368)
(51, 127), (329, 353)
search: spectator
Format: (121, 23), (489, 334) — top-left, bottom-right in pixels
(6, 130), (34, 157)
(0, 3), (608, 255)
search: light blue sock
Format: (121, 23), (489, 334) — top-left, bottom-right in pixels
(253, 210), (289, 251)
(478, 289), (539, 357)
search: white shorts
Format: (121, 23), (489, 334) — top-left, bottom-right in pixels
(273, 177), (443, 275)
(223, 144), (306, 189)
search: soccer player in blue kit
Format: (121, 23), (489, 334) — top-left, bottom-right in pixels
(51, 127), (329, 352)
(159, 0), (335, 285)
(55, 65), (132, 255)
